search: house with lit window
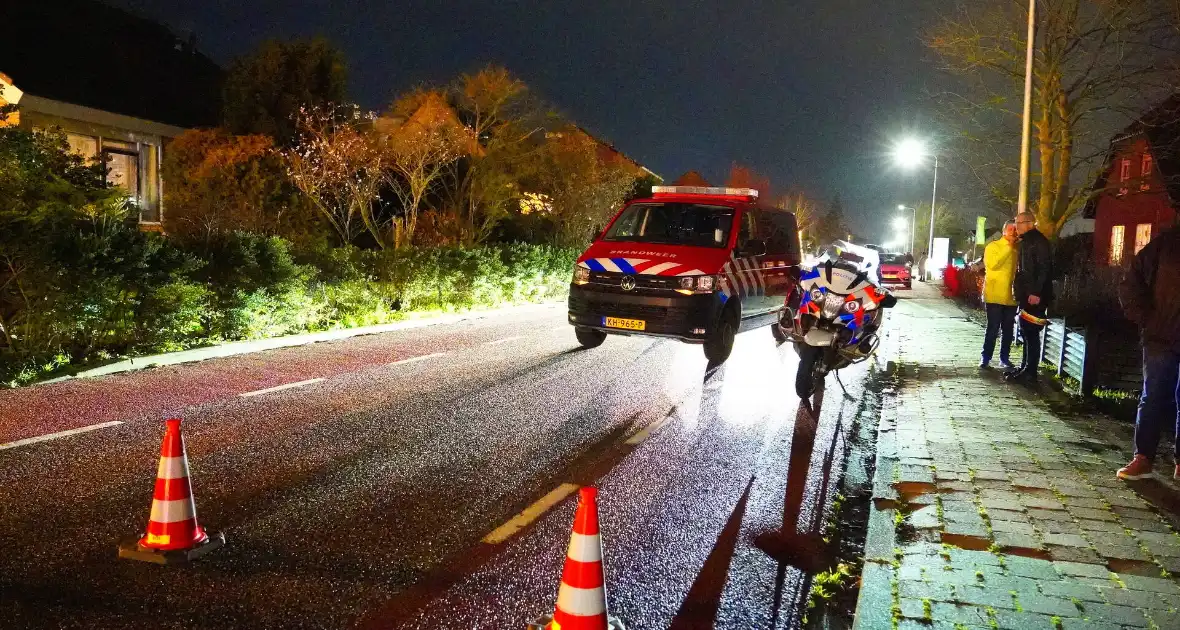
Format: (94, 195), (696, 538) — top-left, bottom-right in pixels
(1086, 96), (1180, 265)
(1, 0), (221, 228)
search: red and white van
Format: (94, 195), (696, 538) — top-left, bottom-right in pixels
(568, 186), (801, 363)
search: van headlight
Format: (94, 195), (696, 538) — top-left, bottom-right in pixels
(677, 275), (719, 295)
(573, 266), (590, 285)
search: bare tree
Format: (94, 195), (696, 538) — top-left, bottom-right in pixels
(774, 190), (819, 246)
(927, 0), (1175, 238)
(381, 90), (471, 248)
(284, 106), (387, 245)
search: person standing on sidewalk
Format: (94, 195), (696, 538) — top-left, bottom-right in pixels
(917, 251), (928, 282)
(1116, 225), (1180, 481)
(980, 222), (1018, 369)
(1005, 212), (1052, 385)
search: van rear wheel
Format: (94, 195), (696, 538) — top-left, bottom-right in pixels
(575, 327), (607, 349)
(703, 311), (737, 365)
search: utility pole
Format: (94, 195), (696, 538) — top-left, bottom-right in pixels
(1017, 0), (1036, 217)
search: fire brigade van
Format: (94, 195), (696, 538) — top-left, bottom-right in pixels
(568, 186), (801, 364)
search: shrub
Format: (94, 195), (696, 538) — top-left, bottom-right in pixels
(188, 231), (321, 340)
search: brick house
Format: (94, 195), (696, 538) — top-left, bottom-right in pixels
(1087, 96), (1180, 265)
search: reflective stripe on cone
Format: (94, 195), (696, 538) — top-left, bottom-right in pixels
(137, 419), (209, 551)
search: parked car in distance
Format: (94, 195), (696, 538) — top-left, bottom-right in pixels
(879, 252), (912, 289)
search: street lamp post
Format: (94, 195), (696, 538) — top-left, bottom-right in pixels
(893, 139), (940, 272)
(928, 154), (939, 261)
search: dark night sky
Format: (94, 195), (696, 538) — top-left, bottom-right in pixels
(114, 0), (951, 238)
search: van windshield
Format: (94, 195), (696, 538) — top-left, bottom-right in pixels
(602, 203), (734, 248)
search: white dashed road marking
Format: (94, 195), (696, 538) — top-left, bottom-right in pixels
(0, 421), (124, 451)
(240, 378), (325, 398)
(483, 336), (523, 346)
(389, 352), (448, 366)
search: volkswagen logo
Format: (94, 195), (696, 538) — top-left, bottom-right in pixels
(620, 275), (637, 291)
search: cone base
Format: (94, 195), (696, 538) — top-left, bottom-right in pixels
(118, 530), (225, 565)
(527, 614), (625, 630)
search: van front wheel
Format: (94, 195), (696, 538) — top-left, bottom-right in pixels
(575, 327), (607, 349)
(703, 312), (737, 365)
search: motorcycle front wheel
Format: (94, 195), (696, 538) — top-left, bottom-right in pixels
(795, 344), (825, 399)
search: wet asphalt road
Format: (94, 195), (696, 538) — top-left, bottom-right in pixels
(0, 302), (877, 629)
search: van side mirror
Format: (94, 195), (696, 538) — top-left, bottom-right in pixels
(740, 239), (767, 257)
(881, 294), (898, 309)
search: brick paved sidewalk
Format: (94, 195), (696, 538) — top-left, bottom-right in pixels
(854, 286), (1180, 630)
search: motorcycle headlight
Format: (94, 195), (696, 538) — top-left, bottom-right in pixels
(822, 293), (845, 318)
(844, 299), (862, 313)
(810, 288), (824, 302)
(573, 266), (590, 285)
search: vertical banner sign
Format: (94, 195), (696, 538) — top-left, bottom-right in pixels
(976, 216), (987, 244)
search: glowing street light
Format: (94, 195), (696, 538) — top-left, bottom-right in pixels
(893, 138), (928, 169)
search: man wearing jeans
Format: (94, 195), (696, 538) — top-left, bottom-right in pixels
(1117, 225), (1180, 480)
(981, 222), (1018, 369)
(1006, 212), (1053, 385)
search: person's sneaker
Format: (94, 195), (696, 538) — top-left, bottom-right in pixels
(1117, 455), (1154, 480)
(1000, 360), (1016, 370)
(979, 360), (991, 369)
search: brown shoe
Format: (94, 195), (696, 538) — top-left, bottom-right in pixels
(1117, 454), (1154, 480)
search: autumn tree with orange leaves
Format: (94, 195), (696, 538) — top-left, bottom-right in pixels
(163, 129), (312, 242)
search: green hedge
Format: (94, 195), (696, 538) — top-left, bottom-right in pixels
(0, 123), (579, 386)
(0, 229), (578, 386)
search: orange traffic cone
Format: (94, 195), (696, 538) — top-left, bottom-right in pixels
(118, 418), (225, 564)
(528, 487), (625, 630)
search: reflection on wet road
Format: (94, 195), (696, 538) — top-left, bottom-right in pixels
(0, 305), (878, 629)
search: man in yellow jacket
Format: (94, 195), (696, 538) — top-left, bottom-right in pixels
(981, 221), (1018, 369)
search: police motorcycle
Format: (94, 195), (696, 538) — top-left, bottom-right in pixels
(774, 241), (897, 399)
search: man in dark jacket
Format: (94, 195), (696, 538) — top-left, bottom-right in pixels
(1006, 212), (1053, 385)
(1116, 225), (1180, 481)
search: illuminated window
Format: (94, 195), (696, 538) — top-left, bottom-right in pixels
(1141, 154), (1153, 190)
(1135, 223), (1152, 254)
(1110, 225), (1126, 265)
(1120, 159), (1132, 181)
(66, 133), (98, 159)
(102, 140), (140, 204)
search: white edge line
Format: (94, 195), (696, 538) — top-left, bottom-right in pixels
(389, 352), (448, 367)
(483, 336), (524, 346)
(240, 377), (325, 398)
(0, 421), (124, 451)
(482, 483), (580, 544)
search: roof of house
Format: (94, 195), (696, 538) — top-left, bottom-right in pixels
(1085, 94), (1180, 218)
(1, 0), (222, 129)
